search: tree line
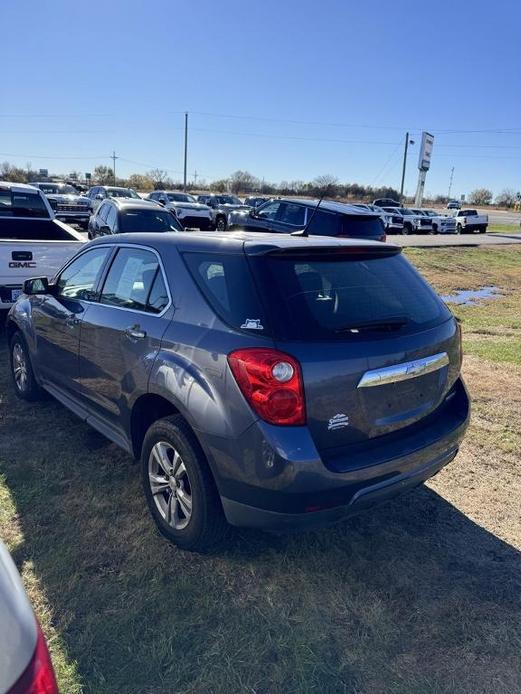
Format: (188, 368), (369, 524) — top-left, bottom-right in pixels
(1, 160), (518, 207)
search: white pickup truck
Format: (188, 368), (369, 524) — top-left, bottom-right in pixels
(451, 209), (488, 234)
(0, 182), (85, 309)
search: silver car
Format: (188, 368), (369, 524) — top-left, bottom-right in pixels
(0, 542), (58, 693)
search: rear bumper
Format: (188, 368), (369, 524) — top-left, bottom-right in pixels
(222, 445), (457, 530)
(203, 377), (470, 531)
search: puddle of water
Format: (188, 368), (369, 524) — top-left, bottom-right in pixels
(441, 286), (502, 306)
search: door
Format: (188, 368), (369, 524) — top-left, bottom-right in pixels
(241, 200), (281, 231)
(269, 202), (307, 233)
(31, 246), (112, 395)
(78, 246), (171, 433)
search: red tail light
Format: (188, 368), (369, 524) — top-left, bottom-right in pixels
(228, 348), (305, 426)
(9, 622), (58, 694)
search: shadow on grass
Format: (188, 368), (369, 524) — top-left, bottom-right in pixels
(1, 325), (520, 693)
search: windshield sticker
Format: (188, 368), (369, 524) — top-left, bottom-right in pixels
(328, 413), (349, 431)
(241, 319), (264, 330)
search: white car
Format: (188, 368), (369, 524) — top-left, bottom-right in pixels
(0, 181), (85, 309)
(419, 209), (457, 234)
(147, 191), (213, 230)
(382, 207), (433, 234)
(0, 542), (58, 693)
(451, 209), (488, 234)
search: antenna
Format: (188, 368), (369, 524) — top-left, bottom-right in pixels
(292, 186), (330, 237)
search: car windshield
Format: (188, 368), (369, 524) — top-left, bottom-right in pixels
(398, 208), (415, 215)
(119, 209), (183, 232)
(108, 188), (140, 199)
(0, 189), (50, 219)
(38, 184), (77, 195)
(167, 193), (196, 203)
(250, 250), (451, 341)
(218, 196), (242, 205)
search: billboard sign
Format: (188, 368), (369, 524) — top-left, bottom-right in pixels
(39, 168), (48, 177)
(418, 131), (434, 171)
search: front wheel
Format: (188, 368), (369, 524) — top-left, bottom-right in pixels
(215, 216), (227, 231)
(402, 224), (411, 235)
(141, 415), (228, 552)
(9, 331), (42, 401)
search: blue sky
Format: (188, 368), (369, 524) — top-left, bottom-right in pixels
(3, 0), (520, 197)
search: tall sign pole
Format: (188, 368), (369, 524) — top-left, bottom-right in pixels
(447, 166), (454, 200)
(183, 112), (188, 191)
(414, 132), (434, 207)
(111, 150), (118, 184)
(399, 132), (409, 202)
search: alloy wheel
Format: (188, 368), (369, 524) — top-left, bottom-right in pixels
(12, 343), (28, 393)
(148, 441), (193, 530)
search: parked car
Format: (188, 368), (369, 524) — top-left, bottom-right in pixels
(243, 196), (270, 208)
(196, 194), (250, 230)
(352, 204), (404, 234)
(416, 209), (457, 234)
(447, 200), (461, 210)
(0, 181), (84, 309)
(373, 198), (400, 207)
(147, 191), (213, 230)
(88, 198), (183, 239)
(382, 207), (433, 234)
(228, 198), (386, 241)
(30, 181), (91, 229)
(0, 541), (58, 693)
(86, 186), (141, 213)
(7, 231), (469, 551)
(451, 209), (488, 234)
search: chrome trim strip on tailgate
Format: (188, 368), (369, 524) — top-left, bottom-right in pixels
(357, 352), (449, 388)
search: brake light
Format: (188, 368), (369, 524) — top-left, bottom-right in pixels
(228, 348), (305, 426)
(9, 622), (58, 694)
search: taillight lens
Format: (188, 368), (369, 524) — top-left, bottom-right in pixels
(9, 622), (58, 694)
(228, 348), (306, 426)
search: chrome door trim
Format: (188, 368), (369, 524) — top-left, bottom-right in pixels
(357, 352), (449, 388)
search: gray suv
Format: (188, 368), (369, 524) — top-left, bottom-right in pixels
(7, 232), (470, 551)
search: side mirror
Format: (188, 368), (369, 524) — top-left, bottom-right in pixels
(95, 194), (103, 200)
(23, 277), (50, 295)
(99, 225), (111, 235)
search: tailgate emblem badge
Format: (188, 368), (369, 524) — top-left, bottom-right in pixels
(328, 413), (349, 431)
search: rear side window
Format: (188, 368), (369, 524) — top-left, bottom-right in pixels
(0, 190), (50, 218)
(306, 210), (339, 236)
(183, 252), (267, 332)
(0, 219), (78, 240)
(100, 248), (168, 313)
(251, 251), (451, 340)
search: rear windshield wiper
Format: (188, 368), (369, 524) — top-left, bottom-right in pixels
(334, 316), (408, 333)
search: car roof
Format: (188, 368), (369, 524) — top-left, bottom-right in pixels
(0, 181), (41, 192)
(87, 230), (398, 255)
(107, 198), (162, 210)
(277, 198), (379, 216)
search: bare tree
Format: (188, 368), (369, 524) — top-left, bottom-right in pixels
(495, 188), (517, 208)
(469, 188), (493, 205)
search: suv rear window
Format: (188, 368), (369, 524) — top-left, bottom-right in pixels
(306, 211), (384, 238)
(251, 250), (451, 340)
(183, 252), (267, 333)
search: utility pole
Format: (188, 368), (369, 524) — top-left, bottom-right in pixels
(183, 112), (188, 191)
(399, 133), (414, 202)
(193, 170), (198, 186)
(111, 150), (118, 184)
(447, 166), (454, 200)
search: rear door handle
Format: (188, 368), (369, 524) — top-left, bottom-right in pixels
(125, 325), (146, 340)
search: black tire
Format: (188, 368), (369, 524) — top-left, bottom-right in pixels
(9, 331), (42, 401)
(215, 216), (227, 231)
(456, 223), (462, 235)
(431, 224), (438, 235)
(141, 415), (228, 552)
(479, 226), (487, 234)
(402, 224), (411, 235)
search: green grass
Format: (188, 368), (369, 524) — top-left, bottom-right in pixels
(1, 246), (521, 693)
(487, 224), (520, 233)
(405, 246), (521, 365)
